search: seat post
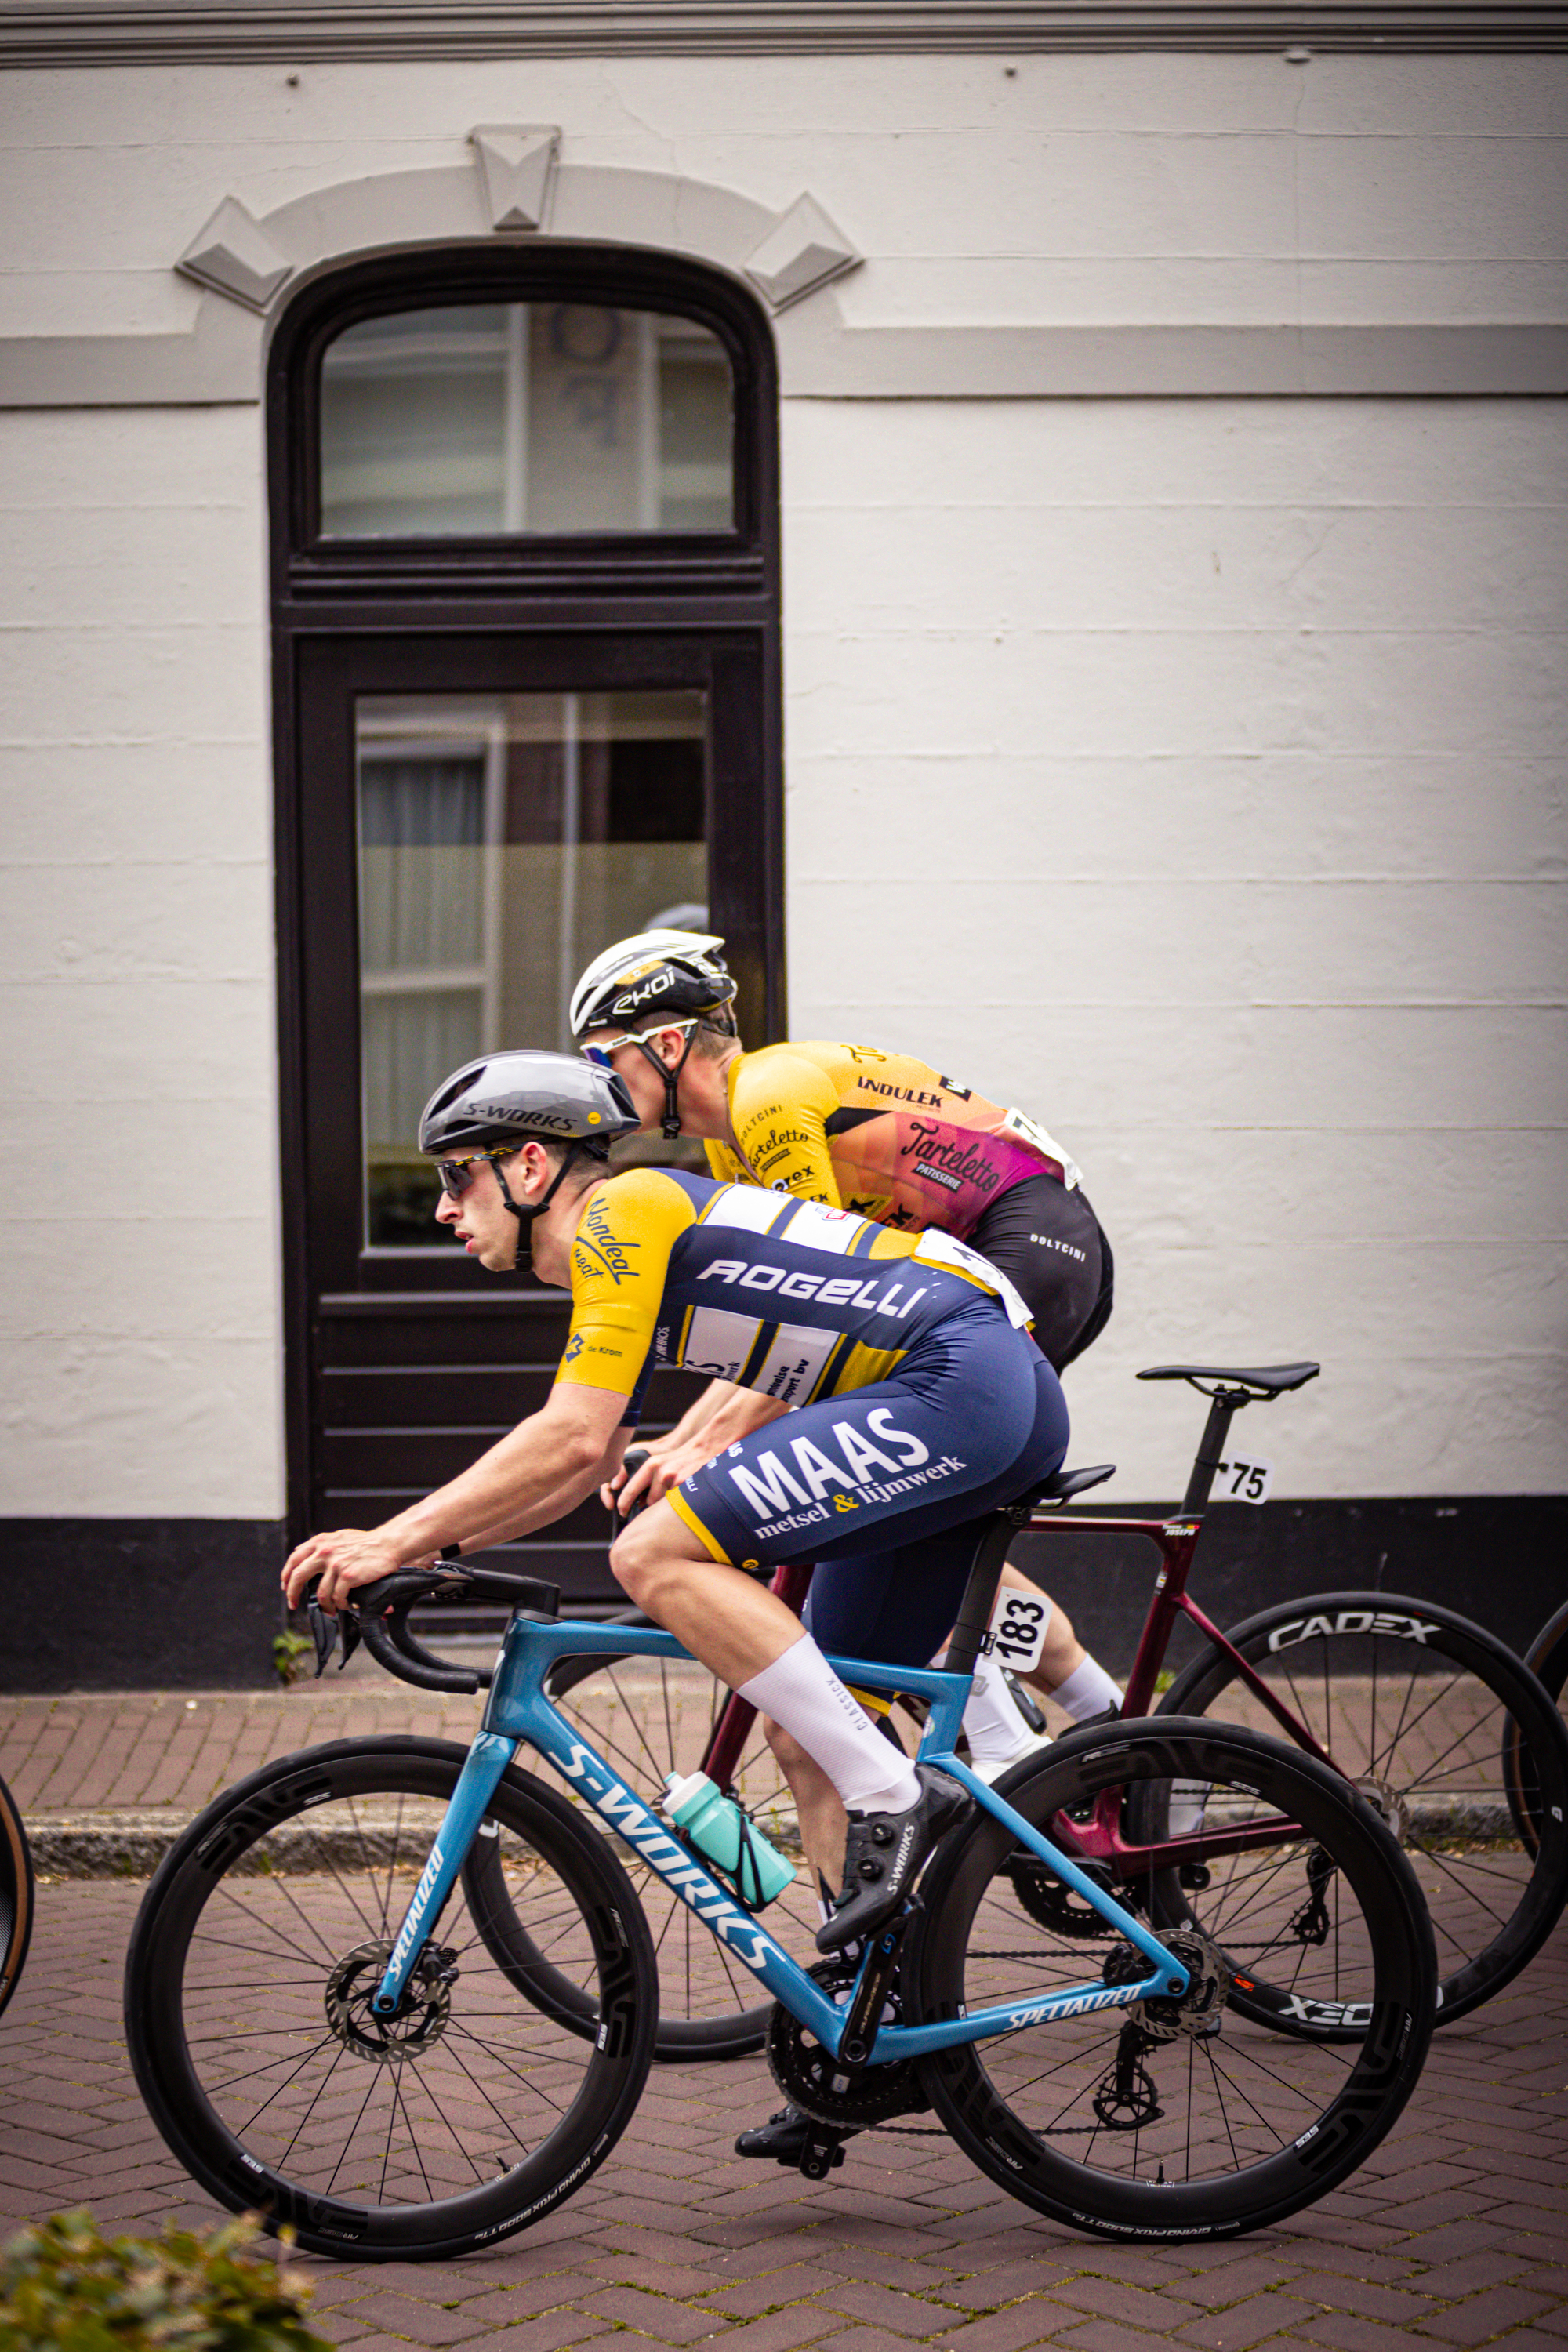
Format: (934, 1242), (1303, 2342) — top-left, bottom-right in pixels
(1181, 1390), (1247, 1515)
(940, 1505), (1032, 1678)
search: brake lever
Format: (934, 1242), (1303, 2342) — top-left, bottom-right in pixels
(614, 1445), (652, 1523)
(308, 1597), (337, 1677)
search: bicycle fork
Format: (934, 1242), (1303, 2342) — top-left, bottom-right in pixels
(370, 1731), (515, 2019)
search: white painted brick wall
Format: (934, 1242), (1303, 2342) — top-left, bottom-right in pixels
(1, 55), (1565, 336)
(0, 407), (282, 1517)
(782, 397), (1568, 1501)
(0, 53), (1563, 1515)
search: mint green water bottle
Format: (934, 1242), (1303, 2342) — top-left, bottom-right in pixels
(662, 1770), (797, 1909)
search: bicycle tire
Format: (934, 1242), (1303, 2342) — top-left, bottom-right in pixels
(125, 1737), (656, 2260)
(0, 1769), (34, 2020)
(911, 1717), (1435, 2241)
(1504, 1599), (1568, 1853)
(472, 1614), (829, 2063)
(1156, 1591), (1568, 2024)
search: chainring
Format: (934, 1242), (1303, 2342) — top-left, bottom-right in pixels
(1004, 1851), (1120, 1939)
(766, 1959), (927, 2129)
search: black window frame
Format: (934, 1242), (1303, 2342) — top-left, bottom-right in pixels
(267, 242), (784, 1555)
(270, 243), (778, 608)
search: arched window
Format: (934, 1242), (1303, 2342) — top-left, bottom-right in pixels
(270, 246), (782, 1590)
(320, 300), (735, 537)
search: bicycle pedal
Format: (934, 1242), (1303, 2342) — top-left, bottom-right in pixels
(797, 2130), (848, 2181)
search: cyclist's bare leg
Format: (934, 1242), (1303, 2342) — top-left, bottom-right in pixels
(610, 1505), (920, 1820)
(996, 1566), (1123, 1719)
(759, 1716), (846, 1901)
(996, 1565), (1087, 1692)
(939, 1567), (1120, 1731)
(610, 1504), (808, 1688)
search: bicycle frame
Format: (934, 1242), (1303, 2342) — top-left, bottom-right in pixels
(369, 1610), (1189, 2056)
(695, 1384), (1338, 1829)
(694, 1514), (1334, 1882)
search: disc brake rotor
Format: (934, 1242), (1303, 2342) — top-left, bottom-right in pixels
(324, 1939), (456, 2064)
(1101, 1925), (1229, 2043)
(1356, 1777), (1409, 1846)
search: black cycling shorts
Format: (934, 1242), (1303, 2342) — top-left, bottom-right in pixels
(671, 1307), (1069, 1669)
(968, 1174), (1113, 1373)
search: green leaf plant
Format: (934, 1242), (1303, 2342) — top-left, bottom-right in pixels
(0, 2208), (329, 2352)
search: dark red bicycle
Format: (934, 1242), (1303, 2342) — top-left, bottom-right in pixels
(505, 1360), (1568, 2059)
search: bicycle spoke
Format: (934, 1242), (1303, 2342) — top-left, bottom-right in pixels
(127, 1746), (652, 2255)
(325, 2063), (387, 2198)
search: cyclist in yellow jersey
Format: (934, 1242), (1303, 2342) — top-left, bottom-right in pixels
(281, 1050), (1071, 1963)
(570, 931), (1124, 1738)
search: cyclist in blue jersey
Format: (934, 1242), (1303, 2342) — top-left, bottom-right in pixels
(283, 1051), (1069, 1958)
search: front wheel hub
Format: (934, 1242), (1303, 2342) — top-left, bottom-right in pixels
(325, 1940), (455, 2063)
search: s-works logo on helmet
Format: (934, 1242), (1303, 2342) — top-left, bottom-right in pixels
(471, 1102), (575, 1131)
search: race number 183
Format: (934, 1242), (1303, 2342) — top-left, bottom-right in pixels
(989, 1587), (1051, 1673)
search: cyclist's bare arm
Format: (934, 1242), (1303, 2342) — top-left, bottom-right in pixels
(648, 1377), (737, 1452)
(284, 1383), (628, 1610)
(458, 1422), (637, 1555)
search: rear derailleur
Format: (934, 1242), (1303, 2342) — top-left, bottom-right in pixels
(1091, 1927), (1228, 2130)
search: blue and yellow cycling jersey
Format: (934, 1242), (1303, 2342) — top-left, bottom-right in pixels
(555, 1164), (1029, 1420)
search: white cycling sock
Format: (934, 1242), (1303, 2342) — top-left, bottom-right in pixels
(953, 1648), (1045, 1766)
(739, 1635), (921, 1817)
(1049, 1655), (1124, 1722)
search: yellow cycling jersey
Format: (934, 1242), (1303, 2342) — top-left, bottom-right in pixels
(555, 1164), (1029, 1416)
(702, 1040), (1081, 1239)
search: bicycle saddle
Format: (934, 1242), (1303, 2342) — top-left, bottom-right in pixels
(1034, 1463), (1116, 1504)
(1136, 1362), (1319, 1395)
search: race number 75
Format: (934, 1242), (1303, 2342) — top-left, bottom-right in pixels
(1217, 1452), (1273, 1504)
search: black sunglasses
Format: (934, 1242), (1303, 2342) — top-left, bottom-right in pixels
(435, 1146), (517, 1200)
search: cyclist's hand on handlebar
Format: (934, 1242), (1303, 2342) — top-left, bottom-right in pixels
(602, 1436), (724, 1522)
(602, 1437), (663, 1519)
(282, 1527), (408, 1614)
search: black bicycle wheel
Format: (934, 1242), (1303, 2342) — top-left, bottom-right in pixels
(1158, 1592), (1568, 2024)
(0, 1770), (34, 2020)
(125, 1737), (656, 2260)
(911, 1718), (1435, 2241)
(492, 1621), (828, 2062)
(1504, 1599), (1568, 1853)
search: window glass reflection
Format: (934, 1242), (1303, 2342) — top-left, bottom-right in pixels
(357, 691), (708, 1245)
(321, 303), (733, 537)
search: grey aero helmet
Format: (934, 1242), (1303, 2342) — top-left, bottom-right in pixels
(569, 930), (738, 1140)
(419, 1049), (639, 1269)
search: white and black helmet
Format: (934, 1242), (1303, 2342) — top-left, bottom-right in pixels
(419, 1050), (639, 1271)
(568, 930), (737, 1041)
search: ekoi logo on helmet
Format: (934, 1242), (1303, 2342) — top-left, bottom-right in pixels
(612, 970), (677, 1016)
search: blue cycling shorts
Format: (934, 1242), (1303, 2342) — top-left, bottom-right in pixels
(667, 1300), (1068, 1669)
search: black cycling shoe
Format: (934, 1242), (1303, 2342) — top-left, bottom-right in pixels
(735, 2105), (855, 2163)
(815, 1764), (971, 1955)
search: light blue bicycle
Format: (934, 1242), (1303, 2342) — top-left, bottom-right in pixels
(125, 1488), (1435, 2258)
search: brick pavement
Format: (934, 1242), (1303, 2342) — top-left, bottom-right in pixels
(4, 1673), (1568, 2346)
(2, 1879), (1566, 2348)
